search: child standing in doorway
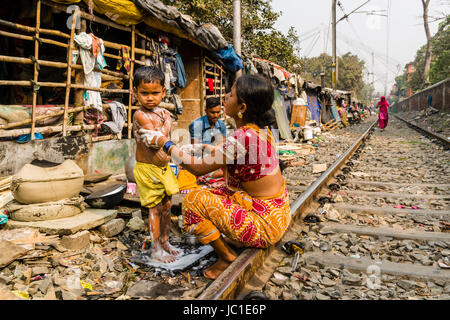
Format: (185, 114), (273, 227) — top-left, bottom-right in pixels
(132, 66), (180, 263)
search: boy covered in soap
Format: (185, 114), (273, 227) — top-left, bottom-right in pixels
(132, 66), (180, 263)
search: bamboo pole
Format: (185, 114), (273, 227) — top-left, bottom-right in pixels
(42, 0), (131, 32)
(0, 18), (70, 39)
(102, 52), (149, 66)
(0, 124), (98, 138)
(200, 55), (206, 116)
(0, 102), (175, 130)
(0, 30), (68, 49)
(140, 39), (146, 64)
(0, 80), (129, 93)
(73, 18), (86, 127)
(30, 0), (41, 141)
(128, 25), (135, 139)
(103, 40), (150, 56)
(205, 70), (220, 77)
(70, 84), (128, 93)
(92, 134), (116, 142)
(205, 57), (225, 73)
(63, 8), (77, 136)
(0, 105), (82, 130)
(0, 55), (128, 79)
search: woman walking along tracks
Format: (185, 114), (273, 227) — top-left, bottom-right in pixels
(377, 96), (390, 131)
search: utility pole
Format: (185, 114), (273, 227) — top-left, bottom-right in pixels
(372, 51), (375, 86)
(332, 0), (337, 91)
(233, 0), (242, 77)
(384, 0), (391, 97)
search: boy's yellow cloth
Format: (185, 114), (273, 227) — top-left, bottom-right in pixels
(134, 161), (179, 208)
(177, 169), (200, 191)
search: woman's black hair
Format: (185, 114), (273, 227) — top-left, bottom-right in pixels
(235, 74), (276, 128)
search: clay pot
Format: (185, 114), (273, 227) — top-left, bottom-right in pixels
(125, 155), (136, 183)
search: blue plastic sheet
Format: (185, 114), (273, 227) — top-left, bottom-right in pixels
(17, 133), (44, 143)
(307, 94), (321, 124)
(214, 45), (243, 72)
(0, 213), (7, 225)
(330, 99), (341, 123)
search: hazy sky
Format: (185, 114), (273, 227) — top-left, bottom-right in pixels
(271, 0), (449, 93)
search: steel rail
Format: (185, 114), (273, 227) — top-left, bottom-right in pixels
(394, 114), (449, 148)
(198, 120), (378, 300)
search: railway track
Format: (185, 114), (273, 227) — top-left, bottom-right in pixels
(198, 116), (450, 300)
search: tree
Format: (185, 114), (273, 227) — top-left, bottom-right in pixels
(421, 0), (432, 84)
(301, 52), (366, 93)
(337, 53), (365, 93)
(429, 16), (450, 84)
(393, 14), (449, 95)
(300, 53), (333, 87)
(159, 0), (301, 69)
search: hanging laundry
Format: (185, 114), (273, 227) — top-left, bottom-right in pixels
(272, 90), (293, 141)
(208, 78), (215, 93)
(307, 94), (322, 124)
(172, 94), (183, 115)
(74, 32), (107, 112)
(121, 46), (132, 73)
(175, 53), (186, 89)
(330, 98), (341, 123)
(102, 101), (127, 134)
(273, 68), (286, 83)
(90, 33), (101, 58)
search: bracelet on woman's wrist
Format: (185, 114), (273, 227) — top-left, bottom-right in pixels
(163, 140), (176, 154)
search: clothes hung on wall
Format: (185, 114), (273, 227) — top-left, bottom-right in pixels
(102, 100), (127, 134)
(73, 32), (107, 112)
(306, 93), (322, 124)
(330, 98), (341, 123)
(277, 85), (296, 121)
(272, 89), (293, 141)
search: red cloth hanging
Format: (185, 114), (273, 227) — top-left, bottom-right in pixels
(208, 78), (215, 93)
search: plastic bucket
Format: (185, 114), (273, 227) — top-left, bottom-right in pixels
(303, 126), (314, 140)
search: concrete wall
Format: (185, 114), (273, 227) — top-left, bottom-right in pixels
(394, 78), (449, 113)
(0, 135), (135, 178)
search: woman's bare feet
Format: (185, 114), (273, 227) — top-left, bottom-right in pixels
(203, 257), (235, 280)
(203, 239), (238, 280)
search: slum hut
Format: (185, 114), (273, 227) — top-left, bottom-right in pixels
(0, 0), (238, 177)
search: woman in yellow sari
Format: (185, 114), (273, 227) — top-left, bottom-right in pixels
(138, 74), (291, 279)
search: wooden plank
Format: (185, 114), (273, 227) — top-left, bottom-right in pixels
(331, 203), (450, 217)
(63, 8), (77, 137)
(340, 189), (450, 200)
(346, 180), (450, 188)
(305, 252), (450, 281)
(128, 25), (135, 140)
(30, 0), (41, 141)
(320, 222), (450, 242)
(0, 191), (13, 208)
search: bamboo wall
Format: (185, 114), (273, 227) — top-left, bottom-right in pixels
(0, 0), (227, 143)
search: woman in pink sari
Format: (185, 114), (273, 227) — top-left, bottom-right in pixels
(377, 96), (390, 130)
